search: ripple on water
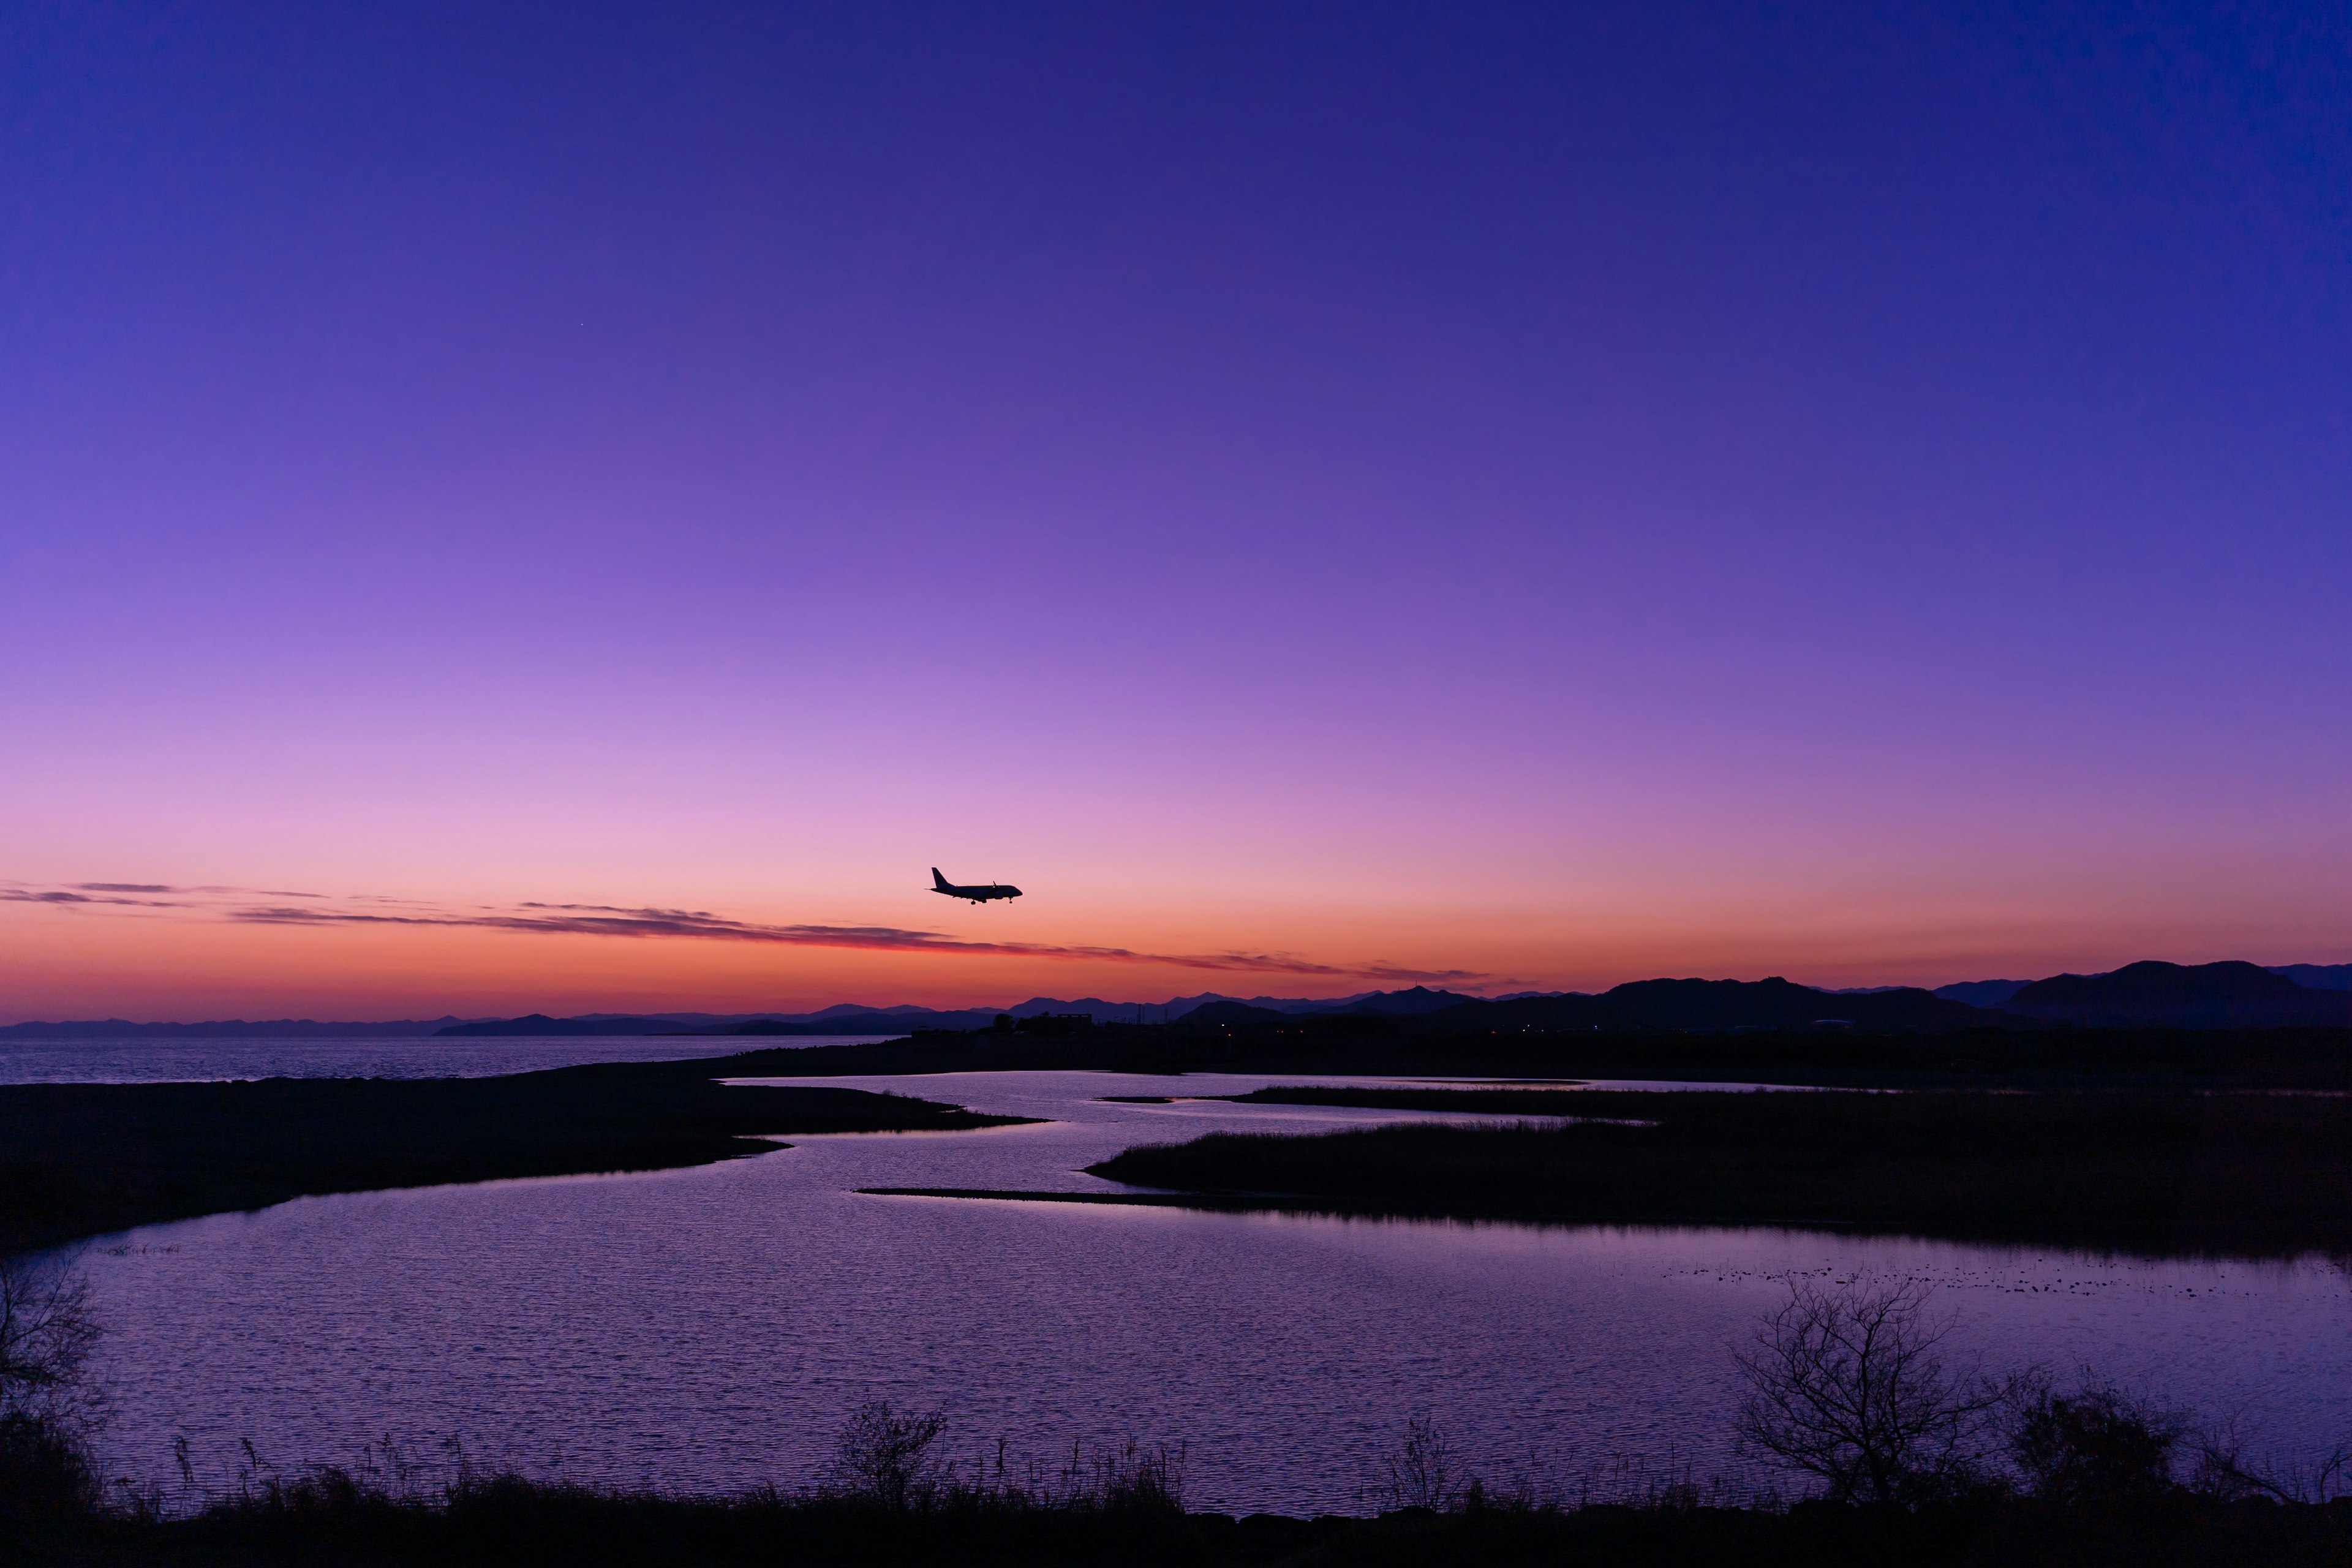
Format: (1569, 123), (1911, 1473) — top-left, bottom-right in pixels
(56, 1068), (2352, 1515)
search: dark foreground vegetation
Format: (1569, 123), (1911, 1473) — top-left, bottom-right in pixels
(1083, 1087), (2352, 1256)
(10, 1478), (2349, 1566)
(6, 1263), (2346, 1566)
(6, 1381), (2346, 1567)
(0, 1056), (1028, 1253)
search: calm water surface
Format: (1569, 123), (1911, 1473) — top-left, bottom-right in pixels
(0, 1033), (900, 1084)
(53, 1058), (2352, 1513)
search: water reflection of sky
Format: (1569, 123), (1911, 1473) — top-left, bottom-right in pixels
(62, 1067), (2352, 1515)
(0, 1035), (905, 1085)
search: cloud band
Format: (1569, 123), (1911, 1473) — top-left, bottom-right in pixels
(6, 882), (1482, 982)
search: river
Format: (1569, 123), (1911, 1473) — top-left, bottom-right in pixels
(28, 1042), (2351, 1513)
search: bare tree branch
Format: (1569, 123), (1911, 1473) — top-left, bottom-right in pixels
(1735, 1276), (2010, 1504)
(0, 1255), (102, 1417)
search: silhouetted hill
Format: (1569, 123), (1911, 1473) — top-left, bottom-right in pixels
(437, 1014), (684, 1036)
(1313, 986), (1487, 1016)
(2005, 961), (2352, 1027)
(802, 1002), (942, 1019)
(1932, 979), (2031, 1007)
(715, 1009), (998, 1035)
(1161, 990), (1378, 1018)
(1006, 997), (1183, 1023)
(1594, 978), (1992, 1033)
(1933, 964), (2352, 1016)
(2271, 962), (2352, 992)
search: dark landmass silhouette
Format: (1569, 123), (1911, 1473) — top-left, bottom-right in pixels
(1168, 1000), (1295, 1028)
(417, 968), (2352, 1039)
(712, 1010), (1002, 1036)
(434, 1012), (699, 1036)
(1066, 1087), (2352, 1257)
(10, 1008), (2352, 1258)
(1164, 988), (1381, 1014)
(693, 1018), (2352, 1092)
(1365, 992), (1638, 1033)
(2003, 960), (2352, 1027)
(1586, 977), (1986, 1033)
(445, 979), (1981, 1039)
(1931, 963), (2351, 1009)
(1317, 985), (1488, 1016)
(2270, 962), (2352, 991)
(1932, 978), (2032, 1006)
(1170, 979), (1985, 1035)
(0, 1054), (1030, 1253)
(18, 1450), (2349, 1566)
(13, 960), (2351, 1041)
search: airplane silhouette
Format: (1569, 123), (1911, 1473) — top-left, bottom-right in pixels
(931, 867), (1022, 904)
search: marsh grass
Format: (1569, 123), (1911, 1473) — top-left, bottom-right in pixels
(37, 1453), (2342, 1567)
(10, 1395), (2348, 1566)
(1088, 1088), (2352, 1256)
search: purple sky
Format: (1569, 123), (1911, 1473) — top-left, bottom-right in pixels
(4, 2), (2348, 1018)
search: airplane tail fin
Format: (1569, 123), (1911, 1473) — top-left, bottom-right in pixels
(932, 867), (949, 890)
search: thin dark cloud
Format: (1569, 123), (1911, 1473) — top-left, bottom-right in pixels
(14, 880), (325, 903)
(4, 888), (189, 907)
(6, 881), (209, 908)
(229, 901), (1485, 982)
(1358, 962), (1487, 984)
(8, 878), (1478, 982)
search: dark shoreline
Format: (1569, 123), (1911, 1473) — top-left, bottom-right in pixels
(10, 1030), (2351, 1257)
(858, 1186), (1871, 1232)
(639, 1023), (2352, 1091)
(1079, 1087), (2352, 1259)
(12, 1482), (2346, 1566)
(0, 1050), (1034, 1255)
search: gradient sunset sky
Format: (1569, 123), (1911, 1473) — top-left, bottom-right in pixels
(5, 2), (2348, 1020)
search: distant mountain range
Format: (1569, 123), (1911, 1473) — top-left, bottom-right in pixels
(1182, 978), (1980, 1035)
(1927, 963), (2352, 1008)
(1992, 961), (2352, 1028)
(1931, 979), (2034, 1007)
(7, 961), (2350, 1038)
(428, 965), (2352, 1037)
(1602, 977), (1985, 1033)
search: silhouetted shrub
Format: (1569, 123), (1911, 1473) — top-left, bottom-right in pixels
(831, 1401), (949, 1509)
(1376, 1413), (1462, 1512)
(1073, 1436), (1185, 1517)
(2008, 1381), (2184, 1504)
(0, 1411), (102, 1521)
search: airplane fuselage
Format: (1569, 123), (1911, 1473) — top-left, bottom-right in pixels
(931, 868), (1021, 904)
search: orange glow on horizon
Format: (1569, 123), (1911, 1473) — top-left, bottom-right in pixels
(6, 886), (2346, 1023)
